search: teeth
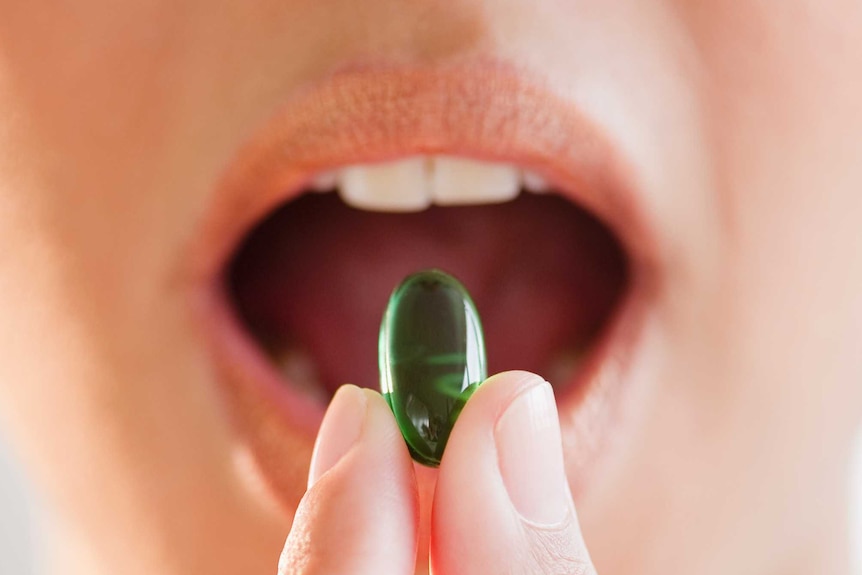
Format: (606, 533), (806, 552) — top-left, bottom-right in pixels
(337, 157), (431, 212)
(272, 346), (328, 403)
(522, 170), (550, 193)
(309, 170), (337, 192)
(313, 155), (551, 212)
(429, 156), (520, 206)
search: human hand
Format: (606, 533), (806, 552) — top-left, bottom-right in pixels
(278, 371), (596, 575)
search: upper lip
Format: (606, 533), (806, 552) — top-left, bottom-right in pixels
(189, 60), (659, 284)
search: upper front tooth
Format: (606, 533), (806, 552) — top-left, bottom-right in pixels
(338, 157), (431, 212)
(429, 156), (519, 205)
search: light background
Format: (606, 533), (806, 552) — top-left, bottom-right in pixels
(0, 431), (860, 574)
(0, 435), (43, 575)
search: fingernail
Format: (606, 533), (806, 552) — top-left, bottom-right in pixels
(495, 380), (569, 525)
(308, 384), (368, 488)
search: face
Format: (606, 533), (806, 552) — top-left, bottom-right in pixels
(0, 1), (861, 574)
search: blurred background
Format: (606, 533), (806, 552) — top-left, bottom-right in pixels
(0, 430), (860, 574)
(0, 435), (44, 575)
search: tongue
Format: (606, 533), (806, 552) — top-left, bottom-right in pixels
(229, 192), (627, 397)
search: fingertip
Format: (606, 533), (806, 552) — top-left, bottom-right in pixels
(432, 371), (548, 570)
(437, 370), (550, 489)
(432, 370), (595, 575)
(494, 380), (568, 525)
(357, 386), (401, 436)
(459, 370), (549, 426)
(282, 386), (419, 575)
(310, 385), (415, 490)
(308, 384), (367, 488)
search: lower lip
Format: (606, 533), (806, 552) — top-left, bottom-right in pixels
(188, 61), (660, 506)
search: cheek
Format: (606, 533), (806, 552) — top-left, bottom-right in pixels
(576, 1), (862, 569)
(689, 0), (862, 410)
(0, 1), (300, 566)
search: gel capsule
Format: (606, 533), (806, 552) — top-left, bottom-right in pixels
(379, 269), (487, 467)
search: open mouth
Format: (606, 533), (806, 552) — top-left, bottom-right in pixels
(192, 63), (659, 508)
(227, 157), (628, 404)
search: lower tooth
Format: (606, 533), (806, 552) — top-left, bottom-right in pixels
(272, 346), (328, 402)
(545, 347), (588, 388)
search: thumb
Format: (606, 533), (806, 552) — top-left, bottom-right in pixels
(432, 371), (597, 575)
(278, 385), (419, 575)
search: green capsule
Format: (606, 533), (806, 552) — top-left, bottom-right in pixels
(379, 269), (487, 467)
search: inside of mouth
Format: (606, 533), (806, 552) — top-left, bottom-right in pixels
(226, 189), (629, 403)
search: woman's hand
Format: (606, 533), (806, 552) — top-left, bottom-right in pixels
(278, 371), (596, 575)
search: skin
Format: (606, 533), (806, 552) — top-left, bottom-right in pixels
(0, 1), (861, 574)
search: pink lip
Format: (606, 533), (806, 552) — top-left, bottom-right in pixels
(188, 59), (660, 507)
